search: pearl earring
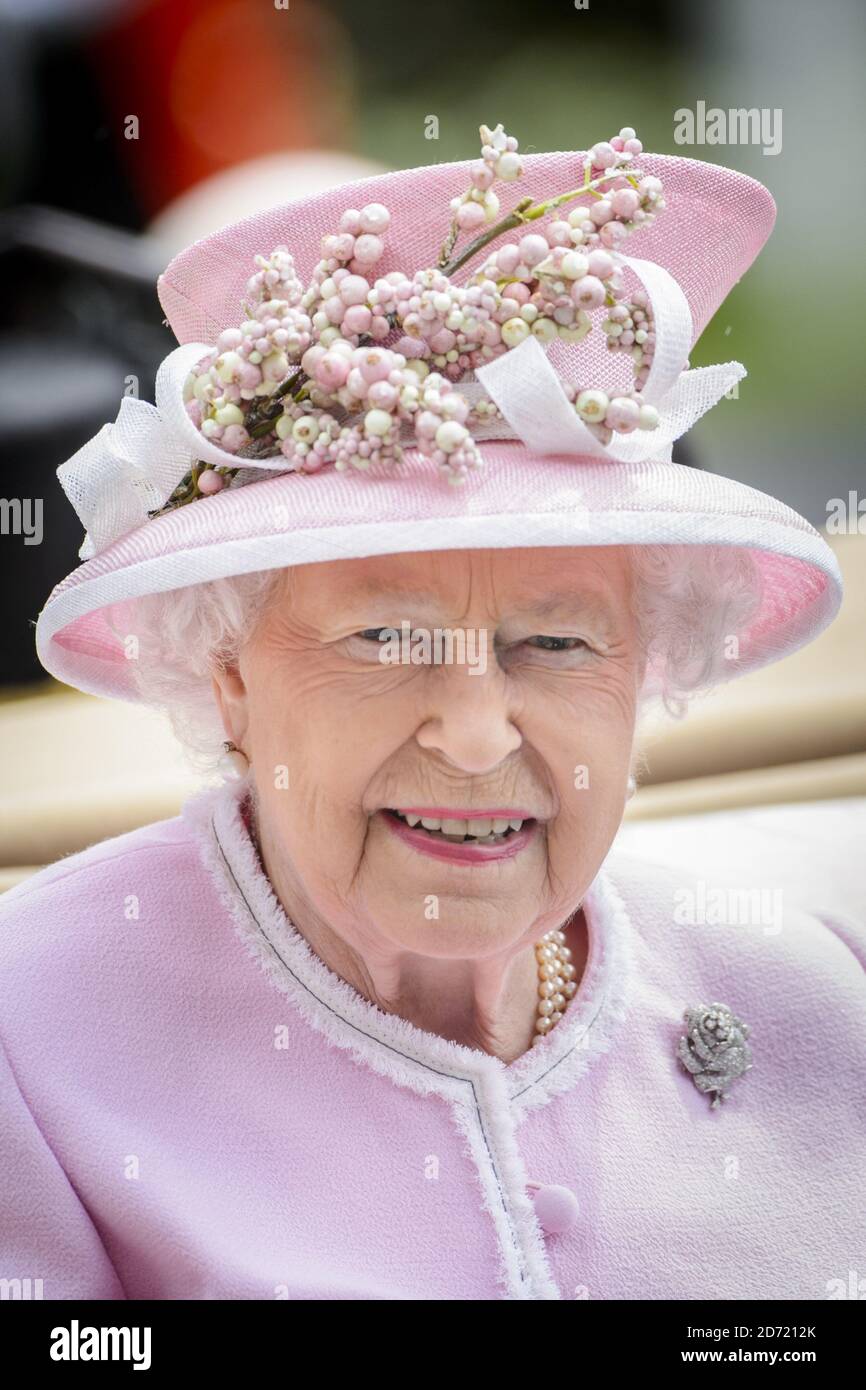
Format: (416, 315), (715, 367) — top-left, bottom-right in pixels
(219, 740), (250, 781)
(626, 774), (637, 800)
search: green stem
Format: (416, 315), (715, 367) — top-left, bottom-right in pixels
(440, 197), (533, 276)
(249, 412), (283, 440)
(273, 366), (304, 400)
(246, 367), (306, 438)
(521, 167), (636, 220)
(439, 165), (642, 278)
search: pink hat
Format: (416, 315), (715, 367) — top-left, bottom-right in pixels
(36, 125), (841, 701)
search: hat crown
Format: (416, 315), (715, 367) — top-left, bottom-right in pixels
(158, 149), (776, 378)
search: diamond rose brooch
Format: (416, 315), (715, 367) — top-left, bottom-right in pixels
(677, 1002), (753, 1108)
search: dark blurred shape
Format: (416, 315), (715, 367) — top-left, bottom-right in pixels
(0, 204), (163, 284)
(323, 0), (682, 91)
(0, 205), (170, 686)
(0, 9), (144, 228)
(671, 436), (699, 468)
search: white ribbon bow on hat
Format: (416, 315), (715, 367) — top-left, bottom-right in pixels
(57, 342), (288, 560)
(59, 255), (745, 559)
(474, 253), (746, 463)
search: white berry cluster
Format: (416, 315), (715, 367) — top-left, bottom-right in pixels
(447, 122), (525, 233)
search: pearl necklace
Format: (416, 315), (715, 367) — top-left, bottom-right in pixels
(531, 927), (578, 1045)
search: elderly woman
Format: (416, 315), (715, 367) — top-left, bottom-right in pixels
(2, 125), (863, 1302)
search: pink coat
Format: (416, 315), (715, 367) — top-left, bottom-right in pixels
(1, 780), (864, 1301)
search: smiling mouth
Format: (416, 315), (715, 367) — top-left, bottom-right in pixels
(384, 809), (536, 846)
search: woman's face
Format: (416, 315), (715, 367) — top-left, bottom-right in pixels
(214, 546), (643, 959)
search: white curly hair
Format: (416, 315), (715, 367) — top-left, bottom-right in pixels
(115, 544), (762, 770)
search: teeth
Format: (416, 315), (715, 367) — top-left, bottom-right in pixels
(392, 811), (527, 839)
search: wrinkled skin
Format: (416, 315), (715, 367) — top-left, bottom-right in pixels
(213, 545), (644, 1063)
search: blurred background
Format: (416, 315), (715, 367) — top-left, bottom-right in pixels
(1, 0), (864, 884)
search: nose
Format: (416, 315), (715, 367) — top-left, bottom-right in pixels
(414, 662), (522, 774)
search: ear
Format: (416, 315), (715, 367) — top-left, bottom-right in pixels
(211, 663), (250, 748)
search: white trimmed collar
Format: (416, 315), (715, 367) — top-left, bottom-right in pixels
(184, 778), (635, 1118)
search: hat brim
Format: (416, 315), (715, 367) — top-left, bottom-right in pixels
(36, 446), (841, 702)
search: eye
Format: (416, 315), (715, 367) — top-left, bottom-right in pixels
(341, 627), (404, 660)
(502, 634), (597, 669)
(525, 636), (589, 651)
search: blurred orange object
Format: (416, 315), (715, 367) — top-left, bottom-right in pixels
(88, 0), (353, 216)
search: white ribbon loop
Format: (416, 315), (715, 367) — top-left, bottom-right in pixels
(616, 252), (692, 404)
(153, 343), (291, 476)
(58, 342), (288, 559)
(476, 253), (744, 465)
(475, 337), (608, 458)
(475, 336), (611, 458)
(57, 397), (189, 560)
(476, 335), (745, 465)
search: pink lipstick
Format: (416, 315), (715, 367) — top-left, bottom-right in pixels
(379, 808), (539, 865)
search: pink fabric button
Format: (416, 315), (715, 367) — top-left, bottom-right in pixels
(528, 1182), (580, 1235)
